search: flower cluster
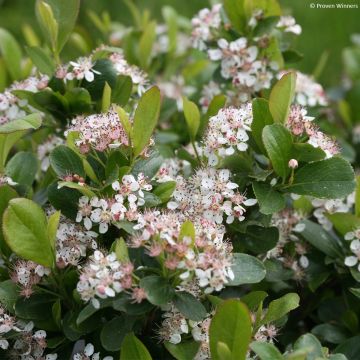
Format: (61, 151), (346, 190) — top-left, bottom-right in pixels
(0, 76), (47, 125)
(344, 228), (360, 271)
(76, 173), (151, 233)
(286, 105), (339, 157)
(208, 37), (277, 98)
(76, 250), (135, 309)
(312, 193), (355, 230)
(201, 104), (253, 166)
(131, 211), (234, 293)
(191, 4), (222, 50)
(109, 52), (149, 95)
(11, 260), (50, 298)
(168, 167), (257, 224)
(66, 107), (129, 153)
(158, 305), (213, 359)
(269, 208), (309, 279)
(155, 158), (191, 183)
(0, 311), (56, 359)
(56, 219), (98, 268)
(73, 343), (113, 360)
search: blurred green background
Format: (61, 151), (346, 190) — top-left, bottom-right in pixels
(0, 0), (359, 87)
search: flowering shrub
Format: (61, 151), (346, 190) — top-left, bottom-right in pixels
(0, 0), (359, 359)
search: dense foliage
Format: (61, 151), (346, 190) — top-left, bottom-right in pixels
(0, 0), (359, 359)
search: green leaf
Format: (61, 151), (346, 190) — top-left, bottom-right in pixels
(100, 315), (135, 351)
(139, 21), (156, 69)
(241, 291), (268, 311)
(35, 0), (59, 54)
(112, 75), (132, 107)
(47, 210), (60, 252)
(101, 82), (112, 113)
(251, 98), (273, 154)
(133, 86), (161, 157)
(217, 342), (232, 360)
(228, 253), (266, 286)
(179, 220), (195, 242)
(0, 185), (17, 248)
(335, 335), (360, 360)
(253, 182), (285, 215)
(286, 157), (355, 198)
(311, 324), (348, 345)
(165, 341), (200, 360)
(0, 280), (19, 312)
(269, 72), (296, 124)
(3, 198), (54, 267)
(153, 181), (176, 203)
(262, 124), (293, 180)
(0, 113), (42, 134)
(76, 303), (98, 325)
(292, 143), (326, 163)
(0, 28), (22, 80)
(5, 151), (38, 189)
(243, 226), (279, 254)
(25, 46), (55, 76)
(223, 0), (246, 34)
(114, 238), (129, 263)
(57, 181), (96, 198)
(250, 341), (283, 360)
(326, 213), (360, 236)
(183, 97), (200, 141)
(50, 145), (85, 178)
(120, 333), (152, 360)
(294, 334), (323, 360)
(244, 0), (281, 17)
(355, 176), (360, 217)
(260, 293), (300, 326)
(209, 299), (252, 360)
(298, 219), (343, 258)
(139, 275), (175, 306)
(39, 0), (80, 53)
(173, 291), (207, 321)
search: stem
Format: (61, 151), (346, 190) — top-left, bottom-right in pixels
(191, 141), (202, 165)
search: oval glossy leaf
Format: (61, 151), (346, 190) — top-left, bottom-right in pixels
(260, 293), (300, 326)
(173, 291), (207, 321)
(5, 151), (38, 188)
(298, 219), (343, 258)
(50, 145), (85, 178)
(262, 124), (293, 180)
(269, 72), (296, 124)
(100, 315), (135, 351)
(286, 157), (355, 199)
(209, 299), (252, 360)
(250, 341), (283, 360)
(0, 113), (42, 134)
(251, 98), (274, 154)
(139, 275), (175, 306)
(120, 333), (152, 360)
(183, 96), (200, 141)
(133, 86), (161, 157)
(3, 198), (54, 267)
(26, 46), (55, 76)
(165, 341), (200, 360)
(228, 253), (266, 286)
(0, 28), (22, 80)
(253, 182), (285, 215)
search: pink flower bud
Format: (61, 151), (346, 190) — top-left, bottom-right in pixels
(288, 159), (298, 169)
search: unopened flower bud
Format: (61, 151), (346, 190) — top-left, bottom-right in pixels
(288, 159), (298, 169)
